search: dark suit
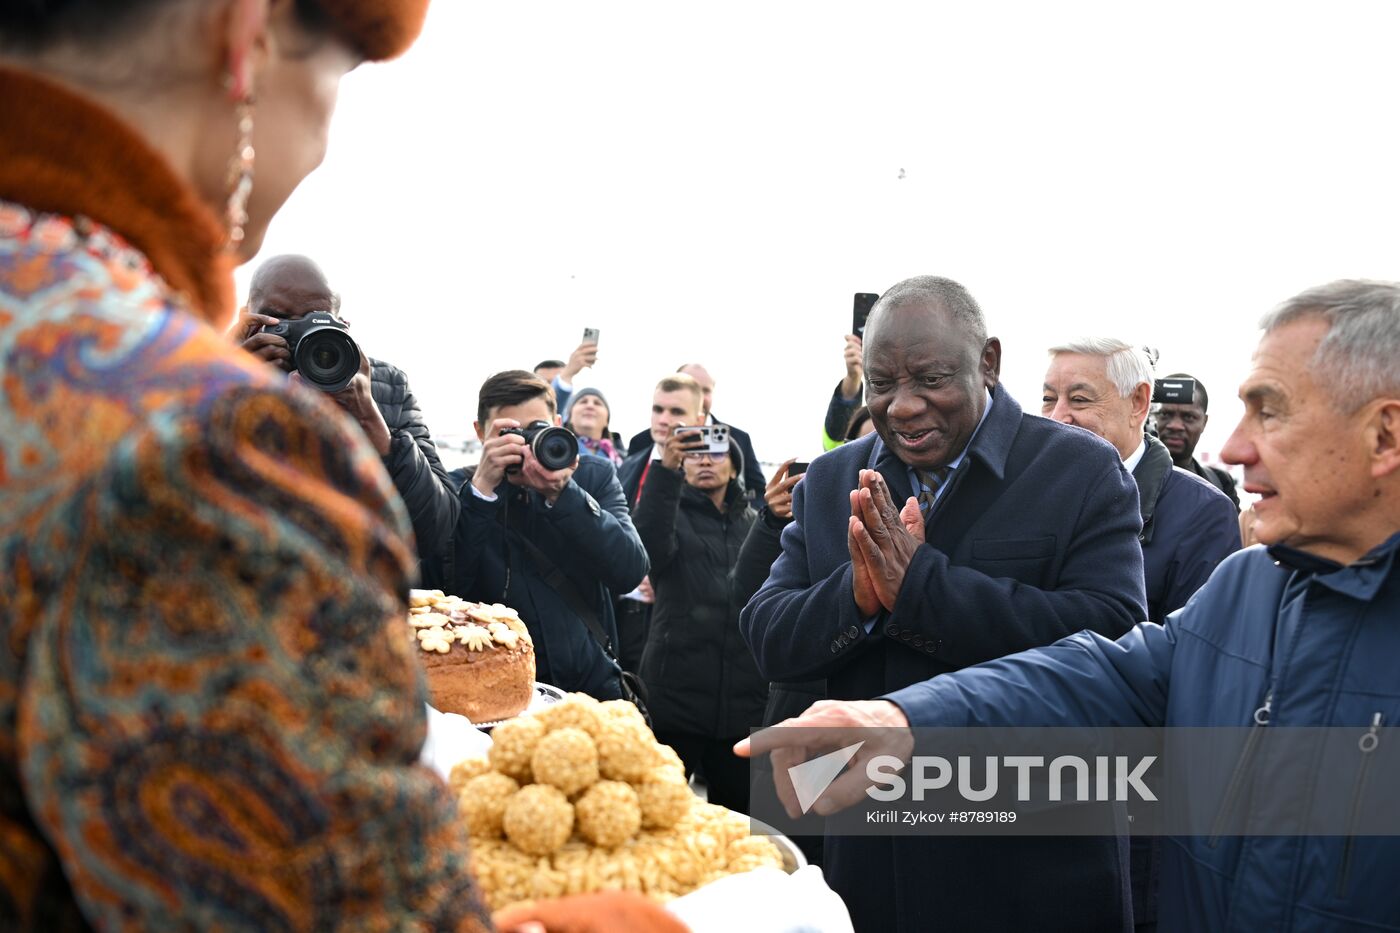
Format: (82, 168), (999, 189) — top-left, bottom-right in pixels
(1133, 435), (1241, 624)
(613, 449), (655, 673)
(617, 446), (651, 509)
(1183, 454), (1240, 510)
(741, 384), (1147, 932)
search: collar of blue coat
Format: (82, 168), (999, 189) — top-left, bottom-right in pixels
(1267, 529), (1400, 602)
(869, 382), (1017, 488)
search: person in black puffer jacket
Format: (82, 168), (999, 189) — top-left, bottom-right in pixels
(233, 255), (458, 588)
(633, 432), (767, 813)
(368, 357), (459, 589)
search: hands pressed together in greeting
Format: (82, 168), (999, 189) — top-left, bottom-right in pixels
(847, 469), (925, 617)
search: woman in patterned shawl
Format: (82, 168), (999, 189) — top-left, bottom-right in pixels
(0, 2), (679, 931)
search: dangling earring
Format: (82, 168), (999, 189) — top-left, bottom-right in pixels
(224, 94), (256, 249)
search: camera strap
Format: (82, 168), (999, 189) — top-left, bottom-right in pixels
(502, 506), (652, 722)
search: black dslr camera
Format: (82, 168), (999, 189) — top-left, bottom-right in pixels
(502, 421), (577, 472)
(258, 314), (361, 393)
(1152, 376), (1197, 405)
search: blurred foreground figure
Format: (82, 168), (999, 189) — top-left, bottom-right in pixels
(0, 2), (675, 930)
(744, 279), (1400, 932)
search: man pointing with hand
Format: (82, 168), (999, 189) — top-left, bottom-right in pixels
(740, 275), (1148, 932)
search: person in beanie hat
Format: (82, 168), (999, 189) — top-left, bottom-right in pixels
(0, 2), (675, 929)
(565, 386), (626, 466)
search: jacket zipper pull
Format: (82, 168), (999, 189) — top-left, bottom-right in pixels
(1209, 689), (1274, 846)
(1360, 711), (1382, 753)
(1337, 712), (1384, 897)
(1253, 691), (1273, 726)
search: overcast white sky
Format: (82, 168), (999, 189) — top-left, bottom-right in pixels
(236, 1), (1400, 475)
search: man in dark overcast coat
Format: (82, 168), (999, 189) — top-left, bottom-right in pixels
(741, 275), (1148, 932)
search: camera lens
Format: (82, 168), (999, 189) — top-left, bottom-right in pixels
(533, 426), (578, 471)
(294, 326), (360, 393)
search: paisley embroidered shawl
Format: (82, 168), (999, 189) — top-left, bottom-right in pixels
(0, 68), (490, 931)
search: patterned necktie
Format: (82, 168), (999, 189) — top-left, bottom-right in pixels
(915, 467), (950, 515)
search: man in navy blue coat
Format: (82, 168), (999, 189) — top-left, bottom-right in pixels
(740, 276), (1148, 932)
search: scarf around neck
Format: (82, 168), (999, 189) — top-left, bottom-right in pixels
(0, 66), (235, 325)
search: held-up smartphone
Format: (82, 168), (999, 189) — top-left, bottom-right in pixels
(852, 293), (879, 338)
(582, 327), (600, 346)
(788, 461), (810, 476)
(673, 424), (730, 455)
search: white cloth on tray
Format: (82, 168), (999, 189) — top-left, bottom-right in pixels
(666, 865), (854, 933)
(419, 703), (492, 780)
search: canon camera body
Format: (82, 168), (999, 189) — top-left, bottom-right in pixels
(258, 314), (361, 393)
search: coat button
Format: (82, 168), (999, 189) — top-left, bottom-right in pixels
(847, 625), (860, 638)
(913, 636), (925, 648)
(900, 632), (912, 643)
(885, 624), (898, 636)
(830, 642), (840, 653)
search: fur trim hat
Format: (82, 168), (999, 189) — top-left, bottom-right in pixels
(320, 0), (431, 61)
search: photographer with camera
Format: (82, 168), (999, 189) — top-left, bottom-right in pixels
(232, 255), (459, 589)
(450, 371), (648, 700)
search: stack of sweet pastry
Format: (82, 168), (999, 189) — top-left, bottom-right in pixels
(449, 694), (783, 910)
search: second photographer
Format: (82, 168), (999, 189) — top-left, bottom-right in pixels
(450, 371), (648, 700)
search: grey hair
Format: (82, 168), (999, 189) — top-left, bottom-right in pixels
(1047, 337), (1157, 399)
(1260, 279), (1400, 412)
(869, 276), (988, 345)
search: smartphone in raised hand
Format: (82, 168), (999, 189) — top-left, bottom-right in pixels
(582, 327), (600, 346)
(673, 424), (729, 455)
(852, 293), (879, 338)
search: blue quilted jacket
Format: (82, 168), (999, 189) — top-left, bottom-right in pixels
(890, 533), (1400, 932)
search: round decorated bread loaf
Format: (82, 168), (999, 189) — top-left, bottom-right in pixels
(408, 589), (536, 723)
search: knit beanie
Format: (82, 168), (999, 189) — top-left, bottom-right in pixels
(563, 387), (611, 430)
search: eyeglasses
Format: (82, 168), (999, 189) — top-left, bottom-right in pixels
(1152, 408), (1204, 428)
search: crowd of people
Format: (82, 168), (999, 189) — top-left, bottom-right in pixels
(2, 2), (1398, 932)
